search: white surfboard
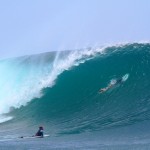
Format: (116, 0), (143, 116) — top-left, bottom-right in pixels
(20, 134), (50, 139)
(122, 74), (129, 82)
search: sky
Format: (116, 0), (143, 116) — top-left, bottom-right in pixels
(0, 0), (150, 59)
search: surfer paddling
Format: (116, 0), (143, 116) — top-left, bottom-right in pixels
(99, 78), (123, 93)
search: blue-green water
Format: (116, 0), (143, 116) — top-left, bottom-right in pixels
(0, 43), (150, 149)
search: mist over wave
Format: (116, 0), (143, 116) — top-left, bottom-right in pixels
(0, 47), (104, 116)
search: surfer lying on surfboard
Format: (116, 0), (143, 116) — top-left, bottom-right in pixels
(99, 78), (123, 93)
(99, 74), (129, 93)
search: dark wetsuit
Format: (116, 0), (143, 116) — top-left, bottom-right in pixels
(36, 129), (44, 137)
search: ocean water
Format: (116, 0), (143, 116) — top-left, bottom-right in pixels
(0, 43), (150, 149)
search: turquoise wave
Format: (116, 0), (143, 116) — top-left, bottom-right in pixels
(1, 43), (150, 136)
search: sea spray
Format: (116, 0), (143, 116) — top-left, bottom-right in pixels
(0, 47), (105, 121)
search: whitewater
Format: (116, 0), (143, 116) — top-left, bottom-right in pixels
(0, 43), (150, 149)
(0, 47), (104, 116)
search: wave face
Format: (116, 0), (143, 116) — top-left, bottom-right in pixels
(0, 43), (150, 136)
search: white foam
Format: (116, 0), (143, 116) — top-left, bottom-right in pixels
(0, 116), (13, 123)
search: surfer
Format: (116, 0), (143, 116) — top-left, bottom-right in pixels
(99, 78), (123, 93)
(20, 126), (44, 138)
(35, 126), (44, 137)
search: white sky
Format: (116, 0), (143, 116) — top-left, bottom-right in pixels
(0, 0), (150, 58)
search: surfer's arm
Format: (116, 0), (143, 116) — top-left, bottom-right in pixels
(99, 84), (113, 93)
(99, 87), (108, 93)
(99, 88), (105, 93)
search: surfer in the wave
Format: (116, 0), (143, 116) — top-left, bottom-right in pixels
(20, 126), (45, 138)
(99, 78), (123, 93)
(35, 126), (44, 137)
